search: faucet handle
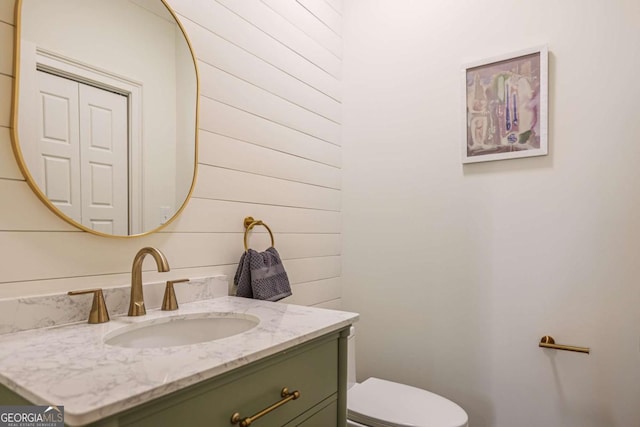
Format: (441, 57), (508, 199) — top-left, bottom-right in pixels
(68, 289), (110, 324)
(162, 279), (190, 311)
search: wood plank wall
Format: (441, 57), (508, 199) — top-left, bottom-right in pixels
(0, 0), (342, 309)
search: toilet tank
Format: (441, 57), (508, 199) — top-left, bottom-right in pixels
(347, 326), (356, 389)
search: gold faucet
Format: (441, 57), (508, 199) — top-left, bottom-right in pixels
(128, 247), (170, 316)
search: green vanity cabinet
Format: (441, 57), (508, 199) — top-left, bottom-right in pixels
(0, 328), (349, 427)
(114, 330), (347, 427)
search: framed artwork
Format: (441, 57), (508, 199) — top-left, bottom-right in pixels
(462, 46), (548, 163)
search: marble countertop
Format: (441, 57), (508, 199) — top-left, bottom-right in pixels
(0, 296), (358, 426)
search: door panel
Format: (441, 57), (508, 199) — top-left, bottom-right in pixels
(79, 84), (128, 235)
(41, 156), (72, 203)
(36, 71), (81, 220)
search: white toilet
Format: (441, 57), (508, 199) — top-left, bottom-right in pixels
(347, 327), (469, 427)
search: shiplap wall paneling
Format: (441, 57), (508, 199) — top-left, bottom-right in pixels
(0, 2), (13, 25)
(323, 0), (343, 16)
(0, 254), (341, 299)
(215, 0), (341, 77)
(0, 128), (22, 180)
(200, 98), (340, 167)
(209, 255), (343, 306)
(243, 232), (341, 260)
(1, 11), (19, 186)
(0, 22), (12, 74)
(221, 255), (342, 296)
(167, 199), (341, 233)
(199, 62), (340, 144)
(199, 132), (340, 189)
(0, 181), (77, 230)
(0, 230), (339, 283)
(313, 299), (341, 309)
(284, 277), (341, 306)
(195, 167), (340, 211)
(0, 75), (10, 126)
(261, 0), (342, 59)
(172, 0), (340, 99)
(285, 255), (341, 285)
(297, 0), (342, 35)
(0, 0), (342, 309)
(181, 19), (340, 123)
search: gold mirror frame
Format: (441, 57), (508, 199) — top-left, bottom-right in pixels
(10, 0), (199, 238)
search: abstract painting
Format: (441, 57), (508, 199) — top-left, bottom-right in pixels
(462, 46), (548, 163)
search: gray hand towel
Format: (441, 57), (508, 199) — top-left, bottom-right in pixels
(234, 251), (252, 298)
(234, 247), (292, 301)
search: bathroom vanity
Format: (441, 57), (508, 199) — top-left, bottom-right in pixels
(0, 296), (358, 426)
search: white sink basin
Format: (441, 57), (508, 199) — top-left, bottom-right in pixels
(104, 313), (259, 348)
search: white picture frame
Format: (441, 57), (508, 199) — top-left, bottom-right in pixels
(462, 45), (548, 164)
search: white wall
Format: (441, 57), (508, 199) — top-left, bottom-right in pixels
(0, 0), (342, 310)
(342, 1), (640, 426)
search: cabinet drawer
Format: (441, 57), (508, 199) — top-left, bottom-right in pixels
(120, 337), (339, 427)
(285, 399), (338, 427)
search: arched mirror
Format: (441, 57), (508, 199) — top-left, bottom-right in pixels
(11, 0), (198, 237)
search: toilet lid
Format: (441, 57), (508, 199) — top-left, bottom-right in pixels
(347, 377), (468, 427)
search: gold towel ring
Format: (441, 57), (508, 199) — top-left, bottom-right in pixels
(243, 217), (275, 251)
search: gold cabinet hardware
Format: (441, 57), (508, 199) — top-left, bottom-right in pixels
(243, 216), (275, 252)
(230, 387), (300, 426)
(539, 335), (590, 354)
(161, 279), (190, 311)
(68, 289), (110, 324)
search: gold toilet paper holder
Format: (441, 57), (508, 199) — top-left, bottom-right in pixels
(539, 335), (590, 354)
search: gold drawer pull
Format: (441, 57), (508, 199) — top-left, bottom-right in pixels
(230, 387), (300, 426)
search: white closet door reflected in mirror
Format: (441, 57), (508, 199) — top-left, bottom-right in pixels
(13, 0), (198, 237)
(34, 71), (128, 235)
